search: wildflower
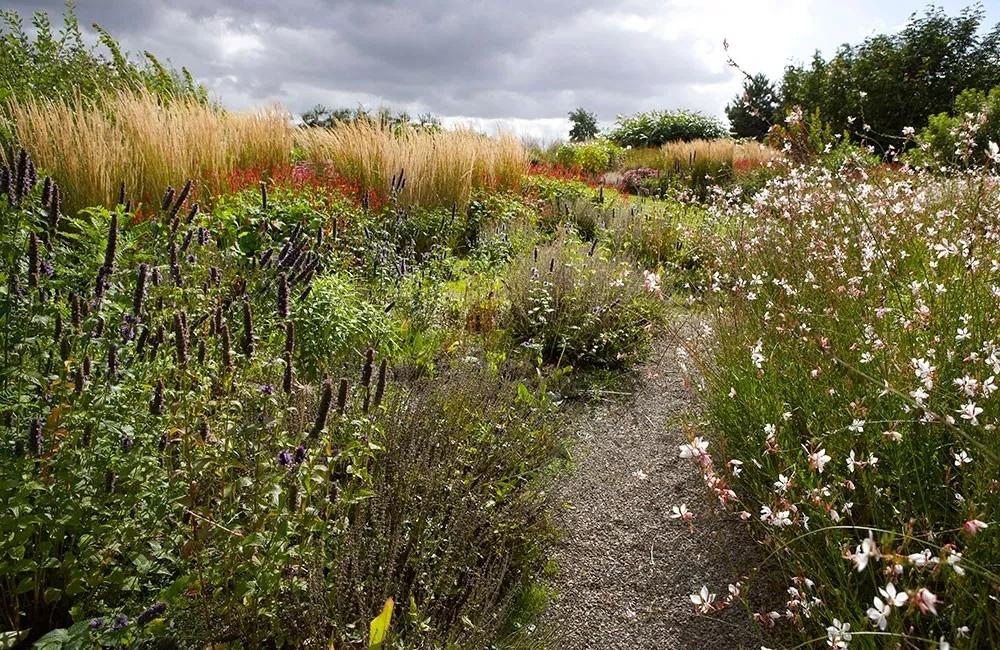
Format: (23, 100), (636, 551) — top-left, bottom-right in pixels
(679, 437), (709, 460)
(260, 383), (275, 395)
(826, 618), (852, 648)
(751, 339), (765, 368)
(808, 448), (832, 473)
(957, 401), (983, 425)
(773, 474), (791, 493)
(962, 519), (988, 536)
(989, 140), (1000, 163)
(852, 533), (879, 572)
(277, 450), (292, 467)
(690, 585), (716, 613)
(89, 618), (105, 630)
(982, 375), (997, 396)
(642, 270), (661, 293)
(293, 444), (307, 464)
(878, 583), (908, 608)
(670, 504), (694, 521)
(728, 459), (743, 476)
(953, 449), (973, 466)
(954, 375), (978, 396)
(867, 595), (891, 630)
(946, 549), (966, 576)
(915, 587), (939, 615)
(111, 614), (128, 631)
(136, 602), (166, 625)
(309, 375), (334, 438)
(848, 419), (865, 433)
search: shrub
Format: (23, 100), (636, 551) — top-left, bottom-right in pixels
(502, 236), (663, 368)
(683, 164), (1000, 647)
(609, 110), (728, 148)
(906, 86), (1000, 167)
(553, 139), (623, 174)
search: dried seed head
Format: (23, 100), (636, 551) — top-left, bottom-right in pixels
(133, 263), (148, 315)
(160, 186), (175, 212)
(260, 180), (268, 210)
(28, 417), (43, 457)
(309, 374), (333, 438)
(171, 180), (192, 218)
(220, 324), (233, 371)
(150, 378), (164, 415)
(103, 213), (118, 273)
(60, 335), (71, 361)
(283, 351), (293, 394)
(74, 365), (85, 394)
(277, 273), (289, 318)
(336, 378), (348, 415)
(360, 348), (375, 388)
(284, 321), (295, 355)
(117, 182), (126, 206)
(173, 312), (188, 366)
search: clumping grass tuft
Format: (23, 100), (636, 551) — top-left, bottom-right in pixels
(295, 120), (528, 209)
(8, 90), (292, 213)
(679, 163), (1000, 647)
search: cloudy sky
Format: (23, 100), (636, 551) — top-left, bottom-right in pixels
(8, 0), (999, 140)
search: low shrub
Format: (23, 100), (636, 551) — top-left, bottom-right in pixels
(502, 236), (663, 368)
(609, 110), (728, 148)
(554, 139), (623, 174)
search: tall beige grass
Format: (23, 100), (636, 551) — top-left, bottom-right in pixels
(8, 90), (291, 213)
(660, 138), (782, 169)
(296, 121), (528, 209)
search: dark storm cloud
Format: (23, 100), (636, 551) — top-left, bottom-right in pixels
(6, 0), (739, 126)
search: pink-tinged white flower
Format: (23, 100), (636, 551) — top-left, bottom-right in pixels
(989, 140), (1000, 163)
(957, 401), (983, 425)
(670, 504), (694, 521)
(773, 473), (791, 493)
(983, 375), (997, 396)
(848, 419), (865, 433)
(907, 549), (936, 567)
(956, 327), (971, 342)
(915, 587), (939, 615)
(826, 618), (853, 649)
(751, 339), (765, 369)
(883, 429), (902, 443)
(728, 459), (743, 476)
(954, 375), (978, 397)
(852, 534), (879, 572)
(867, 595), (891, 630)
(912, 357), (936, 389)
(642, 270), (661, 293)
(954, 449), (973, 466)
(962, 519), (988, 536)
(679, 437), (709, 460)
(909, 386), (929, 405)
(690, 585), (716, 613)
(947, 550), (966, 576)
(878, 583), (908, 608)
(808, 448), (832, 473)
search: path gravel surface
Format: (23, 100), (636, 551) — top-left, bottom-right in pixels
(541, 338), (762, 650)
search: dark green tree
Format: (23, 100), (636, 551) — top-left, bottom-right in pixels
(726, 73), (779, 140)
(780, 4), (1000, 151)
(568, 107), (599, 142)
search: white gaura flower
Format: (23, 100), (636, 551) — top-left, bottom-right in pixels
(989, 140), (1000, 163)
(915, 587), (939, 615)
(774, 474), (791, 492)
(826, 618), (853, 649)
(954, 375), (978, 397)
(953, 449), (973, 466)
(878, 583), (908, 608)
(808, 448), (832, 473)
(848, 419), (865, 433)
(679, 437), (709, 459)
(690, 585), (716, 613)
(670, 504), (694, 521)
(852, 533), (879, 572)
(867, 595), (891, 630)
(983, 375), (997, 396)
(957, 401), (983, 425)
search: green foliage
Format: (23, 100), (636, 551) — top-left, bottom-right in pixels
(568, 107), (599, 142)
(0, 152), (568, 648)
(780, 5), (1000, 152)
(554, 139), (623, 174)
(0, 4), (206, 114)
(907, 86), (1000, 167)
(502, 236), (663, 368)
(726, 73), (779, 140)
(609, 110), (728, 148)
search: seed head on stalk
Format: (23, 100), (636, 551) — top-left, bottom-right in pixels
(241, 297), (254, 357)
(372, 359), (388, 411)
(28, 417), (43, 457)
(133, 263), (148, 315)
(150, 378), (165, 416)
(309, 374), (333, 438)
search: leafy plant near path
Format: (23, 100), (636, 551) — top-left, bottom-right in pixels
(0, 152), (563, 647)
(682, 162), (1000, 648)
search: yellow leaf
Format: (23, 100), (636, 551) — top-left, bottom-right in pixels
(368, 597), (394, 649)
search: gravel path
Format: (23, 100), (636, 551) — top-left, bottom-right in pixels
(541, 337), (762, 650)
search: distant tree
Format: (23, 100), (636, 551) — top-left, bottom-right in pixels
(726, 73), (778, 140)
(568, 107), (599, 141)
(780, 5), (1000, 151)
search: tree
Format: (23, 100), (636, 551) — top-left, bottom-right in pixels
(726, 73), (778, 140)
(780, 5), (1000, 152)
(568, 107), (599, 142)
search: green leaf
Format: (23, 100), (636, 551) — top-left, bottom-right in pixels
(0, 630), (29, 650)
(31, 628), (69, 650)
(368, 597), (394, 649)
